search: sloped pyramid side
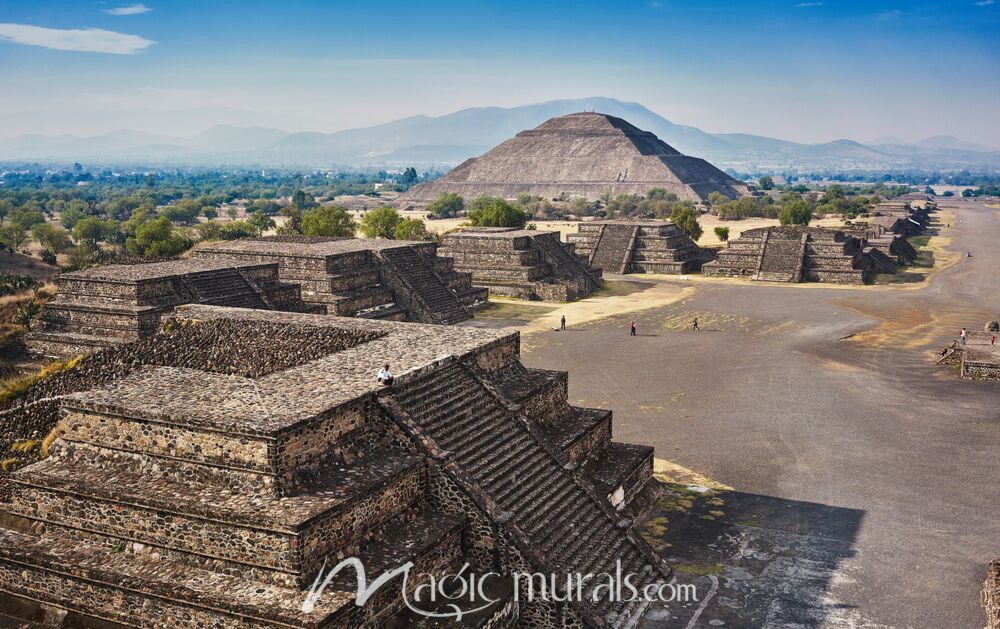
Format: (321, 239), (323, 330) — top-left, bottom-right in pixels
(398, 112), (748, 205)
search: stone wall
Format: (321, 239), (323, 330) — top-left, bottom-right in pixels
(439, 229), (600, 302)
(985, 560), (1000, 629)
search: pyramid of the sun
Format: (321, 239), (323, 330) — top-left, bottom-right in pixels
(396, 112), (749, 206)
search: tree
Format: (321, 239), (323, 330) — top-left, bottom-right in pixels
(393, 218), (430, 241)
(8, 209), (45, 229)
(426, 192), (464, 218)
(249, 198), (282, 216)
(714, 226), (730, 242)
(126, 217), (192, 257)
(777, 199), (813, 225)
(162, 200), (202, 225)
(359, 207), (403, 239)
(707, 191), (730, 208)
(247, 210), (276, 234)
(467, 197), (528, 228)
(291, 190), (316, 210)
(202, 206), (218, 221)
(669, 205), (703, 241)
(758, 176), (775, 190)
(195, 221), (223, 241)
(399, 167), (418, 187)
(220, 221), (260, 240)
(59, 203), (88, 230)
(31, 222), (72, 253)
(301, 205), (356, 237)
(72, 217), (116, 246)
(65, 245), (96, 270)
(0, 223), (27, 252)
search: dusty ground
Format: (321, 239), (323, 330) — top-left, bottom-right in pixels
(470, 198), (999, 628)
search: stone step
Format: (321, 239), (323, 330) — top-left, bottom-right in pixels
(581, 441), (655, 510)
(538, 407), (612, 463)
(0, 508), (465, 628)
(23, 331), (122, 358)
(387, 360), (664, 619)
(379, 247), (469, 324)
(8, 449), (425, 584)
(318, 286), (396, 316)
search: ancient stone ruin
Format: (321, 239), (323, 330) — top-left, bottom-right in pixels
(985, 560), (1000, 629)
(567, 219), (711, 274)
(25, 258), (318, 357)
(439, 228), (603, 301)
(26, 238), (490, 358)
(703, 226), (878, 284)
(396, 112), (749, 206)
(937, 325), (1000, 381)
(195, 237), (487, 323)
(0, 305), (668, 627)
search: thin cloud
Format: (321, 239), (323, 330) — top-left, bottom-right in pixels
(0, 23), (155, 54)
(976, 0), (995, 6)
(875, 9), (903, 20)
(795, 2), (823, 7)
(103, 3), (153, 15)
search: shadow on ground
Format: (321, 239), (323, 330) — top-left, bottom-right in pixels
(638, 483), (867, 628)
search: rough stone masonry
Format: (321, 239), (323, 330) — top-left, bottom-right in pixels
(0, 305), (669, 628)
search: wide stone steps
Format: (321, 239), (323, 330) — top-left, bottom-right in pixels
(388, 360), (663, 621)
(531, 234), (599, 291)
(591, 225), (635, 273)
(0, 508), (465, 628)
(7, 448), (425, 585)
(379, 247), (470, 324)
(185, 270), (267, 307)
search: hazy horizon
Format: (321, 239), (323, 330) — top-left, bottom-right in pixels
(1, 0), (998, 146)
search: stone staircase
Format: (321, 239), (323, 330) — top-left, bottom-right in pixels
(531, 232), (602, 293)
(26, 260), (313, 358)
(590, 224), (636, 274)
(195, 240), (478, 324)
(181, 267), (269, 308)
(384, 359), (668, 627)
(377, 246), (470, 325)
(753, 231), (804, 282)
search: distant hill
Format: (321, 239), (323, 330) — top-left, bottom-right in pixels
(1, 97), (997, 171)
(913, 135), (996, 153)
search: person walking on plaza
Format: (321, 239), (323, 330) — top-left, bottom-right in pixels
(630, 321), (636, 336)
(959, 328), (967, 345)
(560, 315), (566, 331)
(692, 317), (700, 331)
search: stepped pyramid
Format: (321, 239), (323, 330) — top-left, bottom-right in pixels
(438, 228), (603, 301)
(396, 112), (749, 205)
(25, 258), (318, 358)
(567, 219), (711, 274)
(0, 306), (669, 627)
(196, 237), (488, 324)
(702, 226), (874, 284)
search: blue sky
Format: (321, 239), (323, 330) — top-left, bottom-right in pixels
(0, 0), (997, 145)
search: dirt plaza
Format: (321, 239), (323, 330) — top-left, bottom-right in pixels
(476, 198), (1000, 628)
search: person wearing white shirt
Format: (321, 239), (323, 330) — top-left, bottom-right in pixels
(377, 364), (394, 386)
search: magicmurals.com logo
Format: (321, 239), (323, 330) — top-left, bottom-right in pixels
(302, 558), (699, 621)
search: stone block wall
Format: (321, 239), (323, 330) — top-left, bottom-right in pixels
(440, 229), (600, 302)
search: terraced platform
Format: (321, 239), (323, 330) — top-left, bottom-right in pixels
(439, 228), (602, 302)
(1, 305), (668, 628)
(568, 219), (709, 275)
(195, 237), (487, 323)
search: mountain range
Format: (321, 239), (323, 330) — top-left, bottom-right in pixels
(1, 97), (997, 172)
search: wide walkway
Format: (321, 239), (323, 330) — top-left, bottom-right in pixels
(520, 199), (999, 628)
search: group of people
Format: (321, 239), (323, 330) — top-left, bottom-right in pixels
(958, 328), (997, 346)
(628, 317), (699, 336)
